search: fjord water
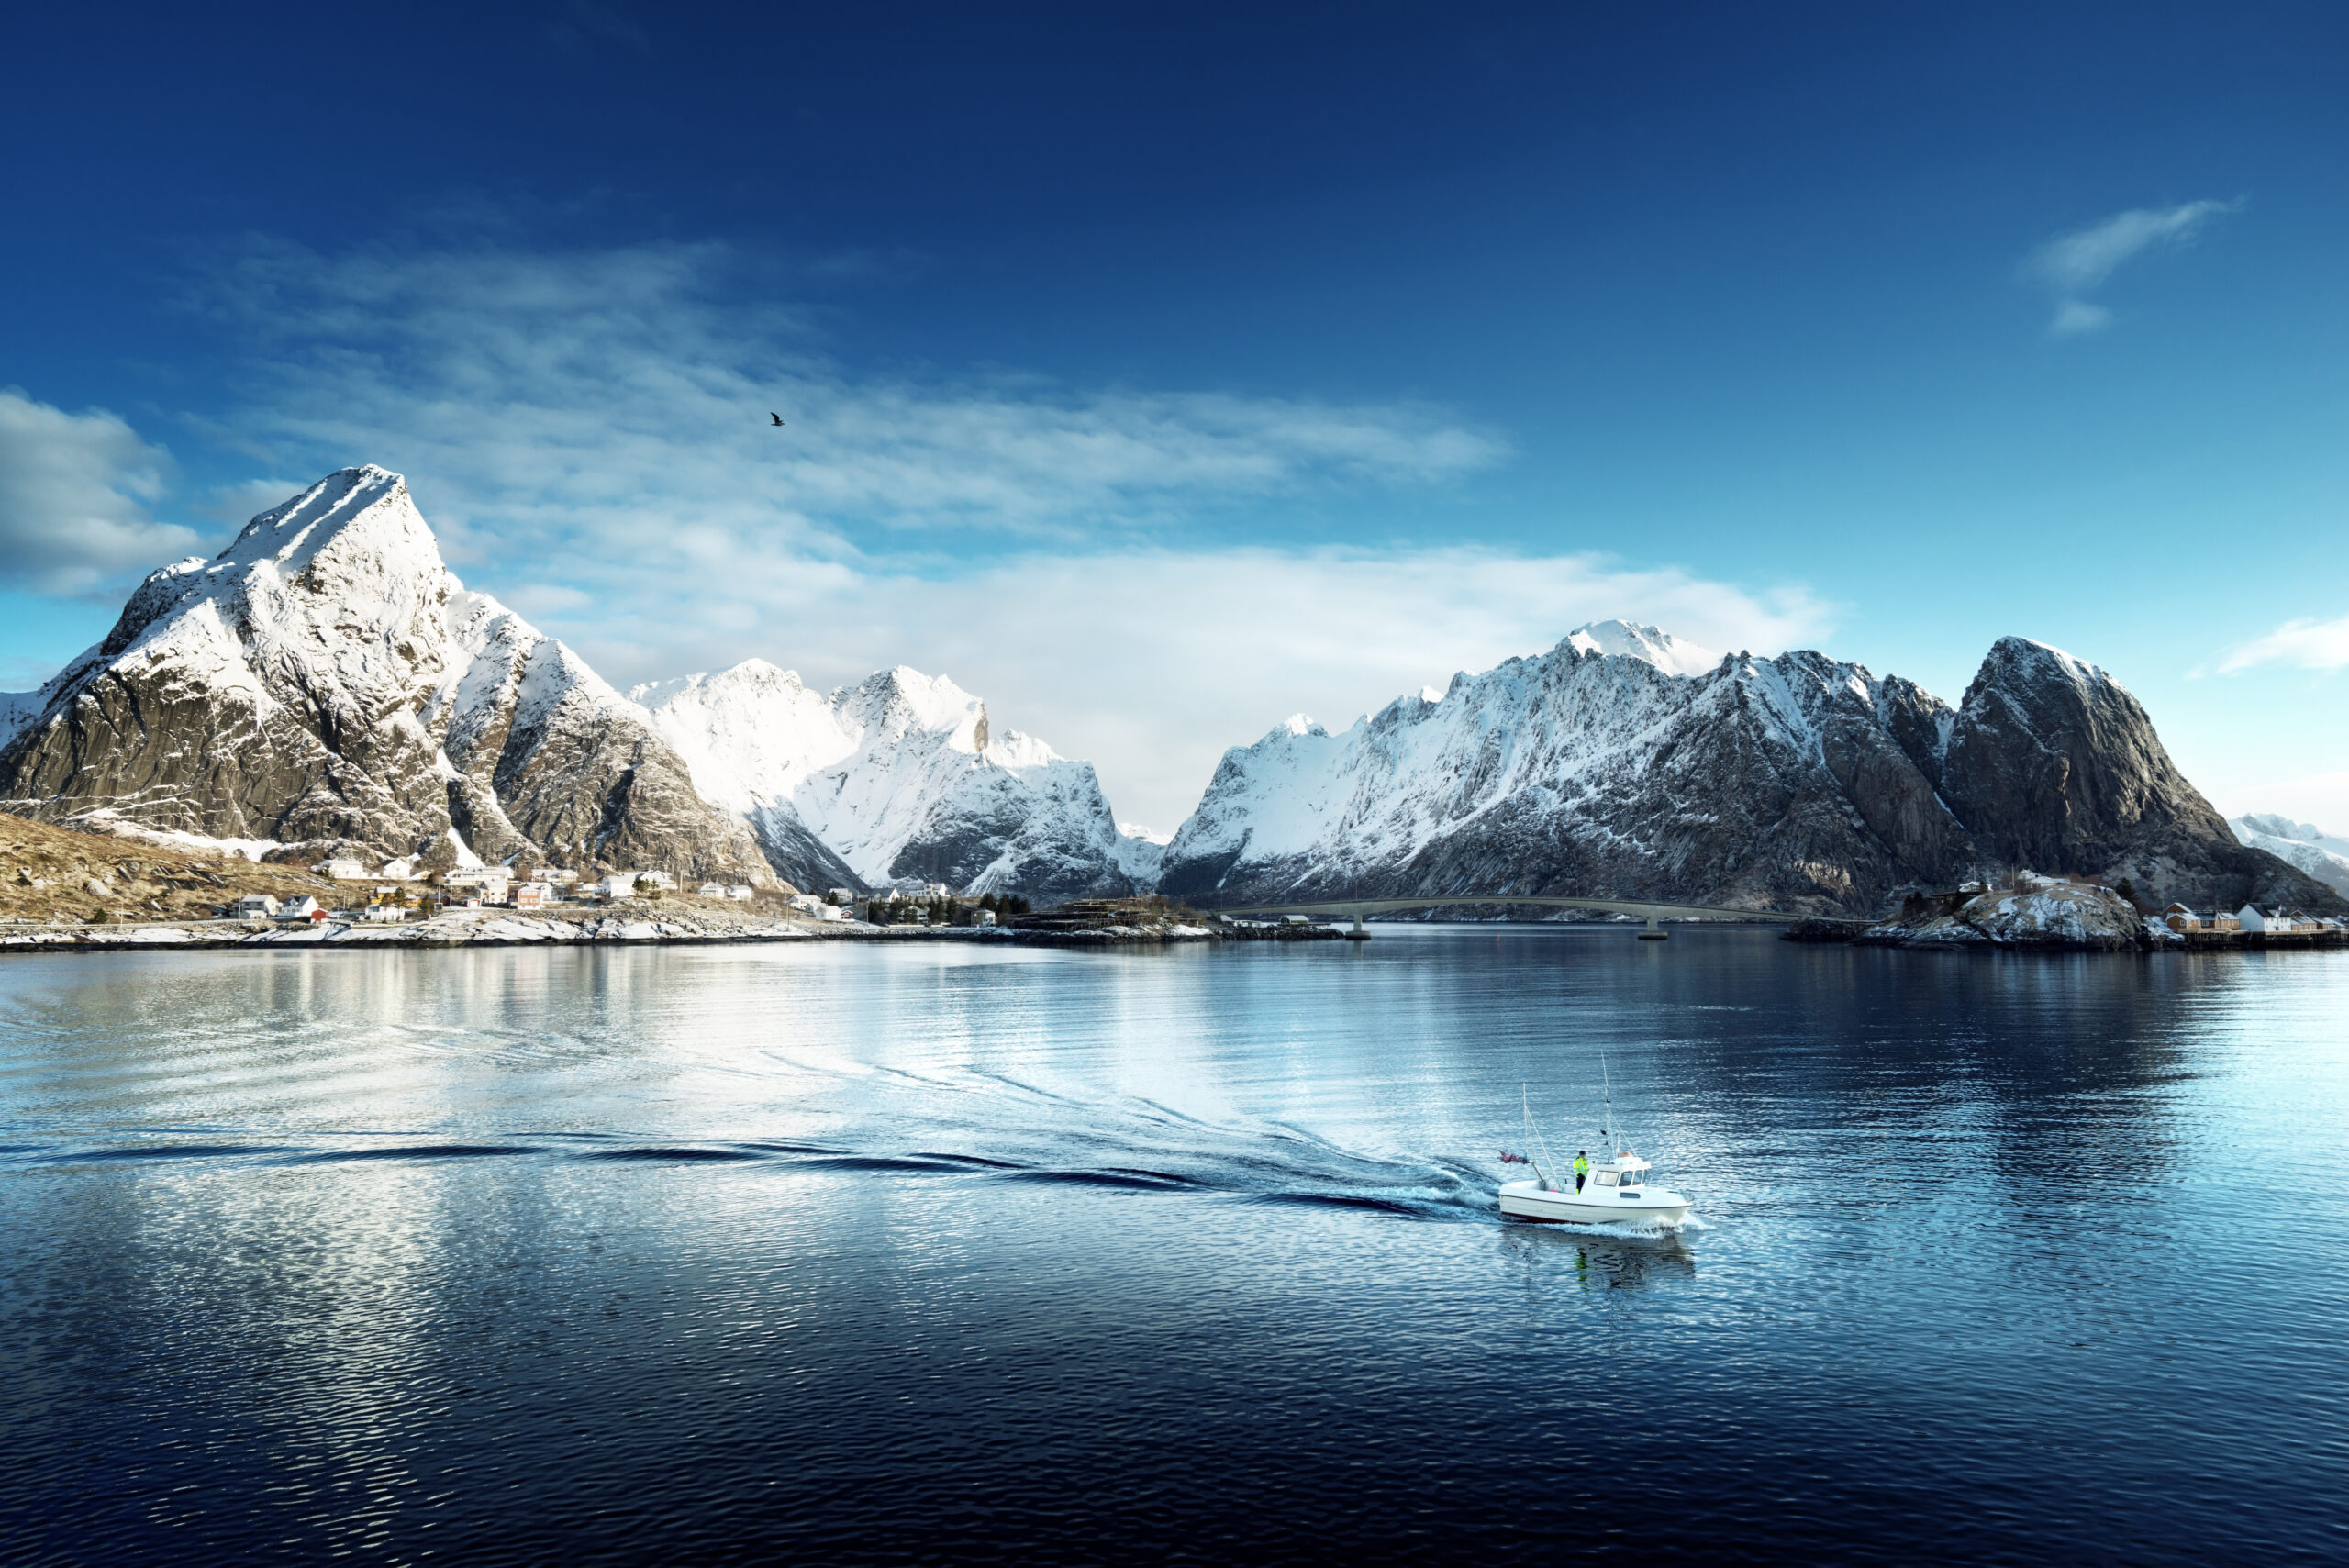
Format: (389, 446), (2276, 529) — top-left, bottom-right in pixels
(2, 931), (2343, 1564)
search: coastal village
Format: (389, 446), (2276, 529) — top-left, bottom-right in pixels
(0, 806), (2338, 954)
(0, 813), (1340, 950)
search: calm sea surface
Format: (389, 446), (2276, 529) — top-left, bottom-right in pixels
(2, 928), (2343, 1564)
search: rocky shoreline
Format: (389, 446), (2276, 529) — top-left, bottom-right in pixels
(1786, 873), (2348, 953)
(0, 906), (1347, 955)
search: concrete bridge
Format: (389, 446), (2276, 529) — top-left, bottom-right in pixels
(1206, 895), (1806, 940)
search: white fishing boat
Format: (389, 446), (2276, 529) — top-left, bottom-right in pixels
(1497, 1068), (1692, 1227)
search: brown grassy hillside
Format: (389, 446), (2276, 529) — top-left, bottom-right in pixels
(0, 814), (337, 926)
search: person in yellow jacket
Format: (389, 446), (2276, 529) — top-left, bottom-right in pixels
(1573, 1151), (1590, 1193)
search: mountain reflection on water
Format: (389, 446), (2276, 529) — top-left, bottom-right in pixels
(1, 929), (2343, 1564)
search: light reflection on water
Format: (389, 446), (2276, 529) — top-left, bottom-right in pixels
(1, 929), (2344, 1563)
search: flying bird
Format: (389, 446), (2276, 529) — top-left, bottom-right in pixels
(771, 413), (785, 427)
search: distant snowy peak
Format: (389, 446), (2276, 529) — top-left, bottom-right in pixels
(1114, 822), (1171, 885)
(2235, 813), (2346, 851)
(625, 660), (853, 814)
(637, 658), (1132, 899)
(2229, 815), (2349, 896)
(839, 666), (993, 751)
(1564, 620), (1722, 678)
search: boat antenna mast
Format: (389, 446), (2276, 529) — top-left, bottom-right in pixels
(1601, 1051), (1624, 1159)
(1522, 1083), (1564, 1192)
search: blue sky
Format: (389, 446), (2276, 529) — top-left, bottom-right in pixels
(2, 2), (2343, 829)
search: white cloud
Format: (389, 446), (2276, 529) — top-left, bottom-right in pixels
(2045, 299), (2112, 339)
(2218, 614), (2349, 674)
(2021, 199), (2241, 337)
(0, 388), (195, 594)
(188, 239), (1831, 826)
(198, 239), (1507, 568)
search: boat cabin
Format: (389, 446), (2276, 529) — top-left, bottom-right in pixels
(1588, 1153), (1651, 1189)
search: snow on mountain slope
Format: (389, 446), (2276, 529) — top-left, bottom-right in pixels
(1159, 629), (2341, 918)
(634, 661), (1133, 898)
(1113, 822), (1171, 885)
(1563, 620), (1721, 677)
(0, 689), (40, 752)
(1161, 634), (1962, 913)
(2229, 816), (2349, 896)
(0, 467), (772, 883)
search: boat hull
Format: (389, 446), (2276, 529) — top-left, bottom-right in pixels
(1498, 1179), (1690, 1227)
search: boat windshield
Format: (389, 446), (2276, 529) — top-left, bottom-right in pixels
(1619, 1170), (1642, 1187)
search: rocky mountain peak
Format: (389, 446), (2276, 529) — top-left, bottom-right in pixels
(1941, 635), (2225, 875)
(221, 464), (417, 564)
(1, 468), (772, 886)
(1159, 628), (2342, 918)
(1563, 619), (1722, 677)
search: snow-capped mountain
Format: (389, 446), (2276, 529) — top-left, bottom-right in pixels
(1562, 619), (1721, 677)
(2229, 816), (2349, 897)
(1158, 630), (2340, 918)
(632, 660), (1135, 899)
(0, 467), (773, 883)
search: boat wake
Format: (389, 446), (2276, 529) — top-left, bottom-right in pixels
(0, 1029), (1531, 1225)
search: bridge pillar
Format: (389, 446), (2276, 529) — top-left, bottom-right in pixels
(1637, 914), (1669, 940)
(1344, 906), (1371, 941)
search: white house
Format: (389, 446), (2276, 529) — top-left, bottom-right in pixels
(598, 873), (644, 900)
(828, 888), (856, 906)
(274, 895), (324, 923)
(442, 866), (513, 903)
(786, 894), (829, 917)
(638, 870), (675, 891)
(697, 882), (727, 898)
(231, 894), (279, 919)
(316, 859), (372, 881)
(362, 904), (405, 924)
(2237, 906), (2296, 934)
(725, 884), (754, 902)
(378, 856), (417, 881)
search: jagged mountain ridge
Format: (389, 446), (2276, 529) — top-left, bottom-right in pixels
(4, 473), (2324, 922)
(1158, 627), (2341, 918)
(631, 661), (1134, 900)
(0, 467), (774, 884)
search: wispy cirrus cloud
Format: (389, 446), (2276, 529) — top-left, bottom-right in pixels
(0, 388), (195, 595)
(167, 236), (1828, 824)
(2021, 199), (2242, 337)
(194, 238), (1507, 568)
(2218, 614), (2349, 674)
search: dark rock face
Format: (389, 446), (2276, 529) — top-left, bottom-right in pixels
(879, 756), (1130, 900)
(1937, 639), (2336, 917)
(740, 806), (867, 897)
(1943, 638), (2216, 871)
(1159, 634), (2343, 919)
(0, 467), (773, 886)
